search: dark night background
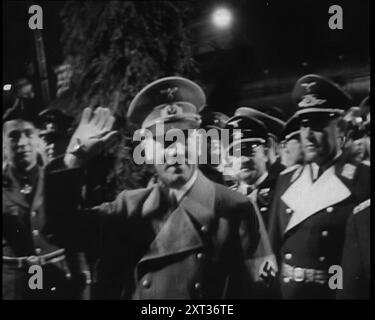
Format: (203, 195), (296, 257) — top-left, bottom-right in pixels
(2, 0), (371, 193)
(3, 0), (370, 116)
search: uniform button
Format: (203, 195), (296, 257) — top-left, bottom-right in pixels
(32, 230), (39, 236)
(194, 282), (201, 290)
(31, 211), (37, 217)
(284, 253), (292, 260)
(319, 256), (326, 262)
(35, 248), (42, 254)
(326, 207), (333, 213)
(196, 253), (204, 260)
(286, 208), (293, 214)
(200, 225), (208, 233)
(321, 230), (329, 237)
(142, 279), (151, 288)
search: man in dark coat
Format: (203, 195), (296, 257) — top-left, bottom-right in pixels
(38, 107), (74, 171)
(223, 108), (279, 298)
(336, 191), (370, 299)
(268, 74), (370, 299)
(225, 107), (285, 226)
(65, 77), (261, 299)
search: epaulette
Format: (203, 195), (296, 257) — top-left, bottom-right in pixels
(340, 163), (357, 180)
(361, 160), (370, 167)
(353, 198), (370, 215)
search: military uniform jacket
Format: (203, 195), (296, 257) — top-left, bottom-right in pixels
(268, 158), (370, 272)
(3, 165), (88, 299)
(337, 197), (370, 299)
(3, 165), (61, 258)
(89, 171), (260, 299)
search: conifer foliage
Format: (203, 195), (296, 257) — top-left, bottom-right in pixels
(56, 1), (199, 195)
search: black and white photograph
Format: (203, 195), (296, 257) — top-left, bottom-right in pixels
(2, 0), (370, 304)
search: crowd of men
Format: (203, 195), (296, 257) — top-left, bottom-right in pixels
(2, 73), (370, 300)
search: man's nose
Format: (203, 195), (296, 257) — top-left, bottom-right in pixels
(166, 142), (185, 157)
(17, 133), (29, 146)
(301, 126), (314, 139)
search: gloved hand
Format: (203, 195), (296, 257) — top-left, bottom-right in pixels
(64, 107), (118, 167)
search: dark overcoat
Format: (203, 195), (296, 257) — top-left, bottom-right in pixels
(336, 197), (370, 299)
(90, 172), (261, 299)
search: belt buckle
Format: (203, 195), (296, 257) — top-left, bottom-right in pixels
(26, 255), (40, 265)
(293, 267), (305, 282)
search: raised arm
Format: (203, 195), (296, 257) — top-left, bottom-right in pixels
(64, 107), (118, 168)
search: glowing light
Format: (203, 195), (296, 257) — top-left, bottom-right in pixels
(212, 7), (232, 29)
(3, 84), (12, 91)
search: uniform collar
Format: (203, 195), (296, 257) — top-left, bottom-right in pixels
(237, 171), (269, 195)
(138, 170), (215, 266)
(282, 158), (351, 233)
(308, 151), (343, 181)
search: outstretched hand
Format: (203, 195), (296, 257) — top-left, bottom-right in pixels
(65, 107), (118, 167)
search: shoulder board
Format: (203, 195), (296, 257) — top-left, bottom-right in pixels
(353, 198), (370, 215)
(340, 163), (357, 180)
(280, 164), (302, 176)
(361, 160), (370, 167)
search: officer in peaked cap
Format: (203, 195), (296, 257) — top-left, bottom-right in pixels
(38, 108), (74, 134)
(342, 107), (367, 164)
(38, 108), (74, 170)
(69, 76), (262, 299)
(224, 110), (269, 189)
(199, 110), (229, 184)
(3, 104), (89, 300)
(226, 107), (285, 224)
(233, 107), (287, 199)
(224, 108), (278, 298)
(268, 74), (370, 299)
(127, 76), (205, 134)
(280, 117), (304, 168)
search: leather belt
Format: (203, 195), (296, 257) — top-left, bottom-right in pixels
(3, 249), (66, 269)
(281, 263), (328, 285)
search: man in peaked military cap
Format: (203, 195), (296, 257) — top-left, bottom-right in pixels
(268, 74), (371, 299)
(224, 108), (278, 298)
(252, 107), (288, 182)
(226, 107), (284, 226)
(342, 106), (367, 164)
(66, 76), (262, 299)
(38, 108), (74, 171)
(198, 110), (229, 184)
(2, 104), (90, 300)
